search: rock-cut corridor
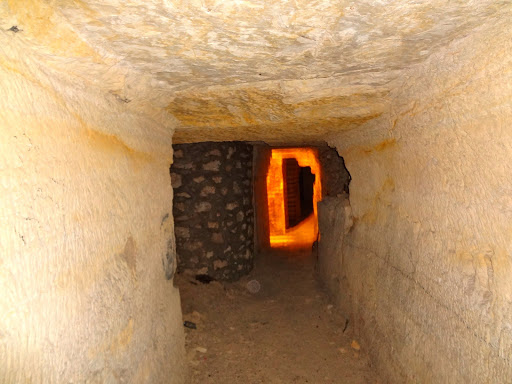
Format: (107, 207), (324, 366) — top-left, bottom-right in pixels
(1, 1), (512, 383)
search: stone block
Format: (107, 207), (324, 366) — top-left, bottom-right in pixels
(203, 160), (220, 171)
(195, 202), (212, 212)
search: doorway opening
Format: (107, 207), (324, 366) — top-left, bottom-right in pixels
(266, 148), (321, 248)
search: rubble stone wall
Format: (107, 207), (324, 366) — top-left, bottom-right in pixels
(171, 142), (254, 281)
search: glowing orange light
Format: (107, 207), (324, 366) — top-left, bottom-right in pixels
(266, 148), (322, 248)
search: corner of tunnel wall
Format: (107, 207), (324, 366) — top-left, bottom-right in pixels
(0, 30), (186, 383)
(327, 15), (512, 384)
(252, 143), (272, 254)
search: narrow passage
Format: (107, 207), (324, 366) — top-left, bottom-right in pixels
(177, 249), (381, 383)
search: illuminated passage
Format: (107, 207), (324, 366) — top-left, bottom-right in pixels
(266, 148), (322, 248)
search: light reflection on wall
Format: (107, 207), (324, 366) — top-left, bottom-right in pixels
(266, 148), (321, 248)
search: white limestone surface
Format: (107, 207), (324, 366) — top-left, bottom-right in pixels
(1, 1), (509, 143)
(0, 30), (185, 383)
(329, 14), (512, 383)
(1, 0), (512, 382)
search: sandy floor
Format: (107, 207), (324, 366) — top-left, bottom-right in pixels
(176, 249), (380, 384)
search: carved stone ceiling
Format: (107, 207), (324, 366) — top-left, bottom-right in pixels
(2, 0), (509, 143)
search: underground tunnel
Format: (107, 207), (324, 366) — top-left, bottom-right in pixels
(170, 143), (346, 282)
(2, 1), (512, 383)
(170, 142), (358, 382)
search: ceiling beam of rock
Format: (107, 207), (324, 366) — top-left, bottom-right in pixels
(2, 0), (508, 143)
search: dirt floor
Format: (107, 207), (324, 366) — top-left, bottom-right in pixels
(176, 248), (381, 384)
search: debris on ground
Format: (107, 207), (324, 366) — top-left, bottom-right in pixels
(351, 340), (361, 351)
(246, 279), (261, 293)
(183, 321), (197, 329)
(177, 250), (380, 383)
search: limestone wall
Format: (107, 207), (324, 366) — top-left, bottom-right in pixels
(328, 17), (512, 383)
(171, 142), (254, 281)
(317, 197), (352, 317)
(0, 31), (185, 383)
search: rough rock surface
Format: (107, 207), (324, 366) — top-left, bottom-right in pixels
(1, 0), (512, 383)
(328, 17), (512, 383)
(171, 142), (254, 281)
(1, 1), (509, 143)
(317, 196), (353, 318)
(318, 146), (351, 197)
(0, 28), (185, 384)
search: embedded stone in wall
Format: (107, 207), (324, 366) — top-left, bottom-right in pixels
(174, 149), (184, 158)
(171, 142), (254, 281)
(195, 202), (212, 212)
(200, 186), (216, 196)
(175, 227), (190, 239)
(170, 173), (182, 188)
(203, 160), (221, 171)
(211, 233), (224, 243)
(226, 202), (239, 210)
(208, 149), (221, 157)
